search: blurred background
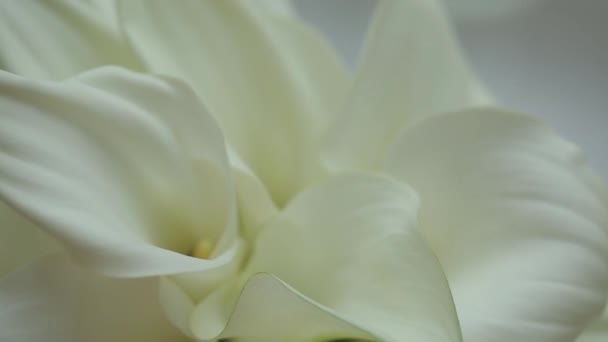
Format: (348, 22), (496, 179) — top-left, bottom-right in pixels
(293, 0), (608, 178)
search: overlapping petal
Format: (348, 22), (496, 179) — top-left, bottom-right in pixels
(386, 108), (608, 342)
(160, 273), (374, 341)
(323, 0), (490, 172)
(119, 0), (350, 205)
(150, 175), (460, 341)
(0, 254), (190, 342)
(0, 0), (142, 79)
(227, 147), (278, 240)
(0, 68), (240, 277)
(0, 2), (605, 342)
(243, 174), (462, 341)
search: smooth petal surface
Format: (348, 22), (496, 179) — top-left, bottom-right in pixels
(227, 147), (278, 240)
(323, 0), (489, 172)
(244, 174), (462, 341)
(119, 0), (350, 205)
(0, 0), (142, 79)
(0, 254), (190, 342)
(578, 306), (608, 342)
(257, 0), (295, 17)
(174, 273), (374, 341)
(0, 68), (240, 277)
(0, 201), (59, 276)
(386, 108), (608, 342)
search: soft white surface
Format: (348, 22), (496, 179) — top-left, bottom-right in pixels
(294, 0), (608, 177)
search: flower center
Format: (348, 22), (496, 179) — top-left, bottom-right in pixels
(190, 238), (215, 259)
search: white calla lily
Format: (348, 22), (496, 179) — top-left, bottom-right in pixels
(0, 68), (461, 341)
(0, 0), (607, 342)
(0, 68), (240, 277)
(119, 0), (350, 206)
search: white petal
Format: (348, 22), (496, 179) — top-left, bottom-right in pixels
(176, 273), (373, 341)
(0, 201), (59, 276)
(578, 306), (608, 342)
(158, 277), (197, 338)
(227, 147), (278, 240)
(0, 0), (142, 79)
(0, 254), (190, 342)
(245, 174), (462, 341)
(323, 0), (490, 172)
(119, 0), (350, 205)
(0, 68), (240, 277)
(386, 108), (608, 342)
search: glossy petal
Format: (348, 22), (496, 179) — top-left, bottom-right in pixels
(244, 174), (462, 341)
(119, 0), (350, 205)
(386, 108), (608, 342)
(0, 254), (190, 342)
(323, 0), (489, 172)
(0, 0), (142, 79)
(0, 68), (240, 277)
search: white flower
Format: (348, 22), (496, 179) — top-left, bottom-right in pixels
(0, 0), (607, 341)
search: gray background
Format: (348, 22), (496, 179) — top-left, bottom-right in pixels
(293, 0), (608, 178)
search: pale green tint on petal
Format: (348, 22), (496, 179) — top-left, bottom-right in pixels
(0, 254), (190, 342)
(119, 0), (350, 205)
(163, 147), (276, 302)
(0, 201), (59, 276)
(0, 0), (142, 79)
(188, 273), (375, 341)
(577, 306), (608, 342)
(386, 108), (608, 342)
(159, 277), (197, 339)
(257, 0), (296, 16)
(227, 146), (278, 240)
(245, 174), (462, 341)
(323, 0), (489, 172)
(0, 68), (240, 277)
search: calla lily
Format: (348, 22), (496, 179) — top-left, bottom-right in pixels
(0, 0), (607, 342)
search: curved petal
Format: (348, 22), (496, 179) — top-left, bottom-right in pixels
(244, 174), (462, 341)
(323, 0), (490, 172)
(161, 273), (374, 341)
(578, 306), (608, 342)
(227, 146), (278, 240)
(0, 254), (190, 342)
(119, 0), (350, 205)
(214, 274), (371, 341)
(0, 68), (240, 277)
(0, 0), (142, 79)
(386, 108), (608, 342)
(0, 201), (59, 276)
